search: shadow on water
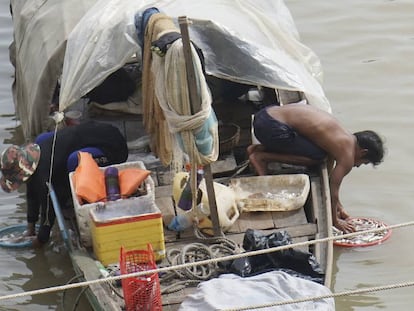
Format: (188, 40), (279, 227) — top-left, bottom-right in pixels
(335, 289), (385, 311)
(2, 123), (24, 145)
(332, 248), (385, 311)
(14, 244), (93, 311)
(0, 121), (93, 311)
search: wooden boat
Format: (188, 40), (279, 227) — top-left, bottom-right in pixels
(49, 159), (333, 310)
(9, 0), (334, 310)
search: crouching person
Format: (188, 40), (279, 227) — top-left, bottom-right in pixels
(0, 121), (128, 247)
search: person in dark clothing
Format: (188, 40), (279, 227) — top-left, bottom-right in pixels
(0, 121), (128, 247)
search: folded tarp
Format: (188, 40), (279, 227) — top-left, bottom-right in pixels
(179, 270), (335, 311)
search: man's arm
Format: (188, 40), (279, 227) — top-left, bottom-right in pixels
(329, 161), (355, 232)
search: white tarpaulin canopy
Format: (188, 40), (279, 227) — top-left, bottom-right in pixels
(10, 0), (97, 138)
(11, 0), (330, 138)
(60, 0), (330, 112)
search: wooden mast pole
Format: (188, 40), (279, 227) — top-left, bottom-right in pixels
(178, 16), (222, 236)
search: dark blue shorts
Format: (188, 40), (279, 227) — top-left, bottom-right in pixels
(253, 107), (327, 160)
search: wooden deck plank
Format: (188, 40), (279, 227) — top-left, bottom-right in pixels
(161, 223), (317, 252)
(71, 251), (124, 310)
(155, 185), (173, 198)
(310, 175), (324, 267)
(228, 211), (274, 233)
(272, 208), (308, 228)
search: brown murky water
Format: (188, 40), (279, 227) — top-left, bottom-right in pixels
(0, 0), (413, 310)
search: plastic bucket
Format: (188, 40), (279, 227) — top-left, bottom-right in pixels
(172, 172), (240, 231)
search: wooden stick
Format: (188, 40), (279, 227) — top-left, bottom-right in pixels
(178, 16), (222, 236)
(178, 16), (201, 114)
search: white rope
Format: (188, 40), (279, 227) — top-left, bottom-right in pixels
(221, 280), (414, 311)
(45, 113), (64, 226)
(0, 220), (413, 302)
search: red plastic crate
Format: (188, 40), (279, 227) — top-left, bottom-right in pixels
(120, 244), (162, 311)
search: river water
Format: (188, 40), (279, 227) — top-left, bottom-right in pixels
(1, 0), (413, 310)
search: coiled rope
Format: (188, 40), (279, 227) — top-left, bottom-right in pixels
(0, 220), (413, 306)
(160, 227), (241, 294)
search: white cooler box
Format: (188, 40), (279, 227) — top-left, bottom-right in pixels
(69, 161), (155, 247)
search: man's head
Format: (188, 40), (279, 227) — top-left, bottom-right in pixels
(354, 130), (385, 166)
(0, 143), (41, 192)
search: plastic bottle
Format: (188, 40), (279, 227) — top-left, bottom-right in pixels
(95, 260), (109, 278)
(167, 212), (194, 231)
(104, 166), (121, 201)
(198, 180), (240, 231)
(177, 168), (204, 211)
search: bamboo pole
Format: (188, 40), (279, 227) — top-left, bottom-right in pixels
(178, 16), (222, 236)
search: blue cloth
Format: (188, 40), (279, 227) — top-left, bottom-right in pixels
(35, 132), (54, 144)
(134, 7), (160, 49)
(194, 110), (218, 156)
(253, 107), (326, 160)
(66, 147), (105, 172)
(176, 110), (218, 156)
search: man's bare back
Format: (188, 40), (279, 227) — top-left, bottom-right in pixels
(265, 104), (356, 164)
(248, 103), (384, 233)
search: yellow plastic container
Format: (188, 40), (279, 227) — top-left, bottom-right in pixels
(89, 201), (165, 265)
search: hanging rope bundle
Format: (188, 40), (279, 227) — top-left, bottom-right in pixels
(142, 13), (219, 170)
(142, 13), (176, 166)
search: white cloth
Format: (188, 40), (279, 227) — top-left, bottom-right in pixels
(179, 270), (335, 311)
(151, 39), (219, 166)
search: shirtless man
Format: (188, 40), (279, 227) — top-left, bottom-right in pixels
(248, 103), (385, 233)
